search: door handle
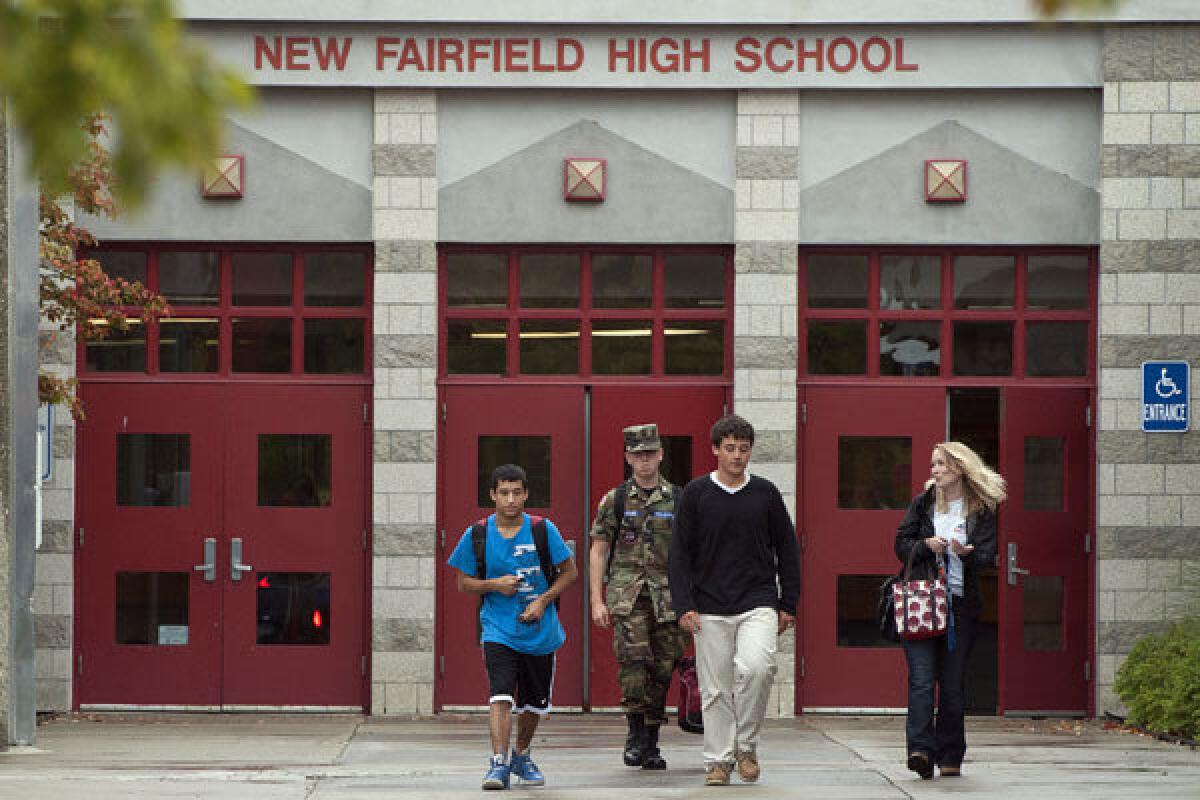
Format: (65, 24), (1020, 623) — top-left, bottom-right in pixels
(1007, 541), (1031, 586)
(231, 537), (253, 582)
(193, 537), (216, 582)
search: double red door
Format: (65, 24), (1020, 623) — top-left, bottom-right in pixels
(437, 384), (724, 709)
(799, 386), (1091, 714)
(76, 383), (368, 708)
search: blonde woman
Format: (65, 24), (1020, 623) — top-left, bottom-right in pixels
(893, 442), (1005, 780)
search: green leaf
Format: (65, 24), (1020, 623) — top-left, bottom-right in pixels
(0, 0), (253, 207)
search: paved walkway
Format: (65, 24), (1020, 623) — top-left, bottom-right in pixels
(1, 713), (1198, 798)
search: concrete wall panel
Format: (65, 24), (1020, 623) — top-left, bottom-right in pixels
(438, 91), (734, 188)
(84, 91), (372, 242)
(798, 91), (1101, 191)
(799, 119), (1100, 245)
(440, 119), (734, 243)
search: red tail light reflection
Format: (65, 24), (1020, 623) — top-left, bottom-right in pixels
(312, 609), (324, 628)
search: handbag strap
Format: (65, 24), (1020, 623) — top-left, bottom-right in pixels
(901, 539), (946, 583)
(901, 539), (923, 582)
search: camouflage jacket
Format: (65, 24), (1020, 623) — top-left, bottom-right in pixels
(589, 477), (679, 623)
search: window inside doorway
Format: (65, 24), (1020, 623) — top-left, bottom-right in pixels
(477, 436), (552, 508)
(800, 248), (1095, 381)
(837, 436), (911, 510)
(116, 572), (189, 645)
(836, 574), (899, 648)
(621, 434), (693, 489)
(116, 433), (190, 507)
(258, 435), (333, 507)
(256, 572), (331, 646)
(81, 246), (371, 378)
(442, 247), (732, 380)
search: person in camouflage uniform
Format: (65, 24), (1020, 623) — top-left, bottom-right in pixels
(589, 423), (689, 770)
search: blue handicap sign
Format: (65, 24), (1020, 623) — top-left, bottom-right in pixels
(1141, 361), (1189, 433)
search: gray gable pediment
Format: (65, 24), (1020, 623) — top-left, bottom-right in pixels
(82, 121), (370, 242)
(799, 120), (1099, 245)
(440, 120), (733, 244)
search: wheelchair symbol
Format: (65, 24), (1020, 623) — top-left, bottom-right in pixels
(1155, 368), (1183, 399)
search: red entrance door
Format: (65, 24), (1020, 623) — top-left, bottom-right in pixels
(799, 387), (945, 710)
(76, 384), (225, 705)
(998, 388), (1090, 714)
(222, 385), (368, 707)
(438, 386), (587, 708)
(586, 385), (725, 709)
(76, 384), (368, 708)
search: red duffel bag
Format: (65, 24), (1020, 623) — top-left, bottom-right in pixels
(676, 656), (703, 734)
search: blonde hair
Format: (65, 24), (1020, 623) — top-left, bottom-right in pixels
(925, 441), (1007, 515)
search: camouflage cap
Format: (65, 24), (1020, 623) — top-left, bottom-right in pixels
(623, 423), (662, 452)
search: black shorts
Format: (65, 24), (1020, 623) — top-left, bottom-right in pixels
(483, 642), (556, 715)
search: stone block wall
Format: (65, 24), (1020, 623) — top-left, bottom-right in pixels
(33, 326), (74, 712)
(1097, 24), (1200, 714)
(371, 89), (439, 715)
(734, 90), (800, 717)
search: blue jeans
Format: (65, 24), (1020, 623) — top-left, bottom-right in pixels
(901, 597), (976, 767)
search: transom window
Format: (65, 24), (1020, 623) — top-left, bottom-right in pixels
(441, 247), (732, 379)
(81, 246), (371, 379)
(801, 249), (1094, 381)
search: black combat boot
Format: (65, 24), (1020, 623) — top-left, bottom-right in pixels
(623, 713), (647, 766)
(641, 724), (667, 770)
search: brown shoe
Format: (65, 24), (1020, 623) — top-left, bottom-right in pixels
(735, 751), (760, 782)
(940, 765), (961, 777)
(704, 764), (731, 786)
(906, 751), (934, 780)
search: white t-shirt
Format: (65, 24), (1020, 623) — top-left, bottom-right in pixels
(709, 470), (750, 494)
(933, 498), (967, 596)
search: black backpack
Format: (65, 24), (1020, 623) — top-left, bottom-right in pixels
(605, 481), (679, 580)
(470, 516), (560, 640)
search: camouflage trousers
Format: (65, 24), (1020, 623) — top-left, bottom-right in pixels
(613, 592), (688, 725)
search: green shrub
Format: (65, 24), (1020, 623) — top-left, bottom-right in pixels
(1114, 618), (1200, 739)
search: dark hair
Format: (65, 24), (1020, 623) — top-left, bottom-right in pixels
(490, 463), (528, 490)
(710, 414), (755, 447)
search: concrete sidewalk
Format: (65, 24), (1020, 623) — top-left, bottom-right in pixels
(1, 713), (1198, 798)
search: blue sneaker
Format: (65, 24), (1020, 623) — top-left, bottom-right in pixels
(482, 754), (510, 790)
(509, 749), (545, 786)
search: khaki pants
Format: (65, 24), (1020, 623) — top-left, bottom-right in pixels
(694, 607), (778, 766)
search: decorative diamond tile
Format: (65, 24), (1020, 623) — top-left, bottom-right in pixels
(564, 157), (605, 202)
(202, 155), (245, 198)
(925, 159), (967, 202)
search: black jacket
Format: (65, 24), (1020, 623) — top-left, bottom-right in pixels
(893, 486), (997, 619)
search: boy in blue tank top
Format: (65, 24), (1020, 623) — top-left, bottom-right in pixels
(448, 464), (577, 790)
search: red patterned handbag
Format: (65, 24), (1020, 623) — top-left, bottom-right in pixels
(891, 546), (949, 641)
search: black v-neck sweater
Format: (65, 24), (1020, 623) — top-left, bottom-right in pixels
(668, 474), (801, 617)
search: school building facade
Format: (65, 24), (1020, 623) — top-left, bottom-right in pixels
(4, 2), (1200, 739)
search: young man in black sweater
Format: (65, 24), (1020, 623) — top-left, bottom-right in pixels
(668, 414), (801, 787)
